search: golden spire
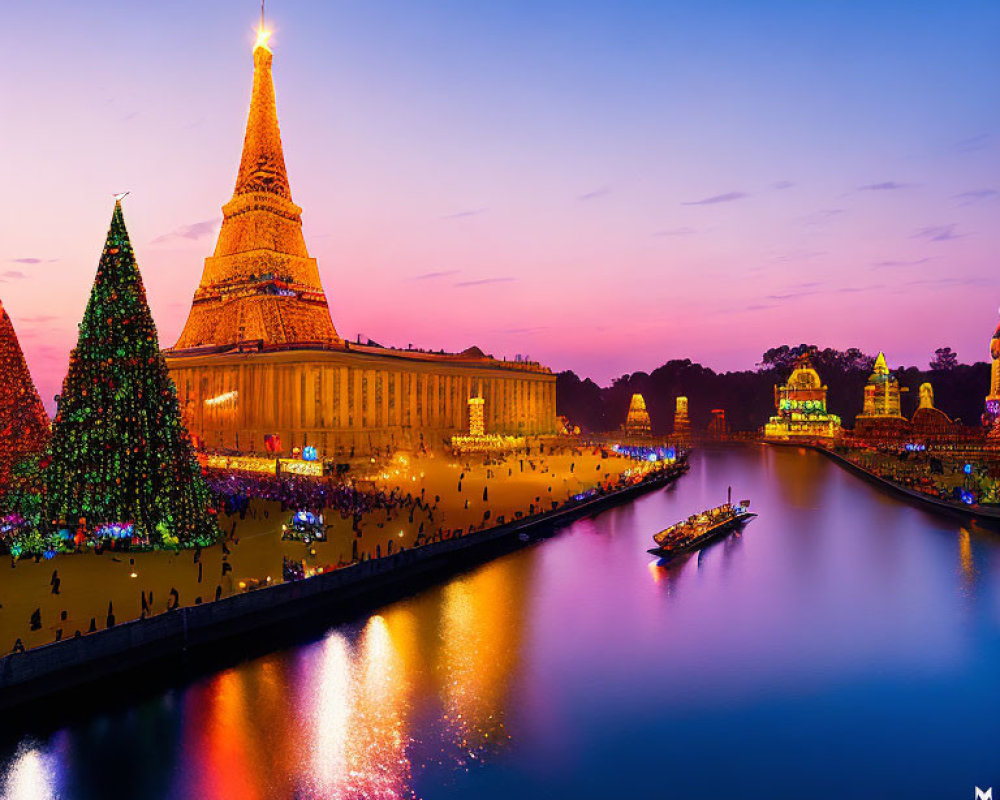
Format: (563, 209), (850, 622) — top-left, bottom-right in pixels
(170, 20), (341, 351)
(873, 352), (888, 375)
(234, 20), (290, 199)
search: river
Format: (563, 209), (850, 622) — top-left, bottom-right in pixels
(2, 445), (998, 799)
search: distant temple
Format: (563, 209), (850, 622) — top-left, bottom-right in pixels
(672, 396), (691, 445)
(986, 315), (1000, 435)
(908, 382), (960, 444)
(624, 394), (652, 437)
(854, 353), (907, 439)
(764, 356), (841, 443)
(707, 408), (729, 440)
(165, 27), (556, 455)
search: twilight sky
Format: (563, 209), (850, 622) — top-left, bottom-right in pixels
(1, 0), (999, 408)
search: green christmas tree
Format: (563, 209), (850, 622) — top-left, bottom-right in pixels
(42, 201), (218, 547)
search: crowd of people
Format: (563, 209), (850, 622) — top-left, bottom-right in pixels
(3, 441), (685, 655)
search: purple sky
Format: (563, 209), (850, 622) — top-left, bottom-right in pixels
(2, 0), (999, 408)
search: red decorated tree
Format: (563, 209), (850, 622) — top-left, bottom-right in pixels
(41, 201), (218, 547)
(0, 300), (50, 499)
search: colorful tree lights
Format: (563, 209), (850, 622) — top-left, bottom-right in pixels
(41, 201), (219, 548)
(0, 301), (50, 500)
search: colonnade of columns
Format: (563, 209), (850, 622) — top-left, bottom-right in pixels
(169, 355), (557, 455)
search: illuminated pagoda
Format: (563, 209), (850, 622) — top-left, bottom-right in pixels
(173, 28), (339, 350)
(672, 396), (691, 446)
(854, 352), (907, 440)
(467, 395), (485, 437)
(986, 313), (1000, 436)
(764, 356), (841, 443)
(166, 21), (556, 456)
(624, 393), (652, 438)
(0, 300), (50, 499)
(451, 391), (525, 453)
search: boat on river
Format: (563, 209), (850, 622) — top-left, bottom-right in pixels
(648, 488), (756, 558)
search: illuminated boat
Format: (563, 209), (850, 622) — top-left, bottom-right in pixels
(648, 488), (756, 558)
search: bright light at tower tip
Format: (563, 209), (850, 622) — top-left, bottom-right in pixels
(255, 27), (272, 50)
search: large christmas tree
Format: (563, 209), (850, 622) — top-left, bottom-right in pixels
(0, 300), (50, 499)
(42, 201), (218, 547)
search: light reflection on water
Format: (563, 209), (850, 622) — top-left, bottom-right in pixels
(2, 446), (1000, 799)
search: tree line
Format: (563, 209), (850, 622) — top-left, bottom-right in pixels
(556, 345), (990, 434)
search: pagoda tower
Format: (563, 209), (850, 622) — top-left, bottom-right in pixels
(986, 317), (1000, 419)
(0, 301), (50, 497)
(624, 393), (652, 438)
(672, 396), (691, 446)
(173, 29), (341, 350)
(854, 352), (907, 441)
(859, 353), (903, 418)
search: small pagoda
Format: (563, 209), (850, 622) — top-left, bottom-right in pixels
(672, 396), (691, 446)
(624, 394), (652, 438)
(854, 353), (908, 440)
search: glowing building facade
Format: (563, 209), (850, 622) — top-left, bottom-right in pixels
(624, 394), (652, 437)
(672, 396), (691, 445)
(854, 353), (907, 439)
(764, 356), (841, 443)
(986, 317), (1000, 431)
(860, 354), (903, 418)
(165, 31), (556, 455)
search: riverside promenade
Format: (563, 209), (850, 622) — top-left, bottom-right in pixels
(0, 454), (686, 711)
(766, 440), (1000, 523)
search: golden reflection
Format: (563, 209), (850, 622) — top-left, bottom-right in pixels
(437, 561), (519, 767)
(958, 527), (976, 592)
(1, 746), (55, 800)
(175, 551), (529, 797)
(352, 615), (411, 797)
(310, 633), (351, 794)
(305, 616), (411, 798)
(250, 657), (297, 789)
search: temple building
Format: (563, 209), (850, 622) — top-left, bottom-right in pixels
(624, 394), (652, 437)
(910, 383), (952, 442)
(854, 353), (907, 439)
(165, 28), (556, 455)
(764, 356), (841, 443)
(707, 409), (729, 440)
(986, 315), (1000, 432)
(909, 382), (980, 446)
(672, 396), (691, 446)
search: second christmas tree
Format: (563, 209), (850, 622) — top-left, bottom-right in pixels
(42, 201), (218, 547)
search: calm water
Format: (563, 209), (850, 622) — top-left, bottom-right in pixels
(3, 446), (999, 799)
